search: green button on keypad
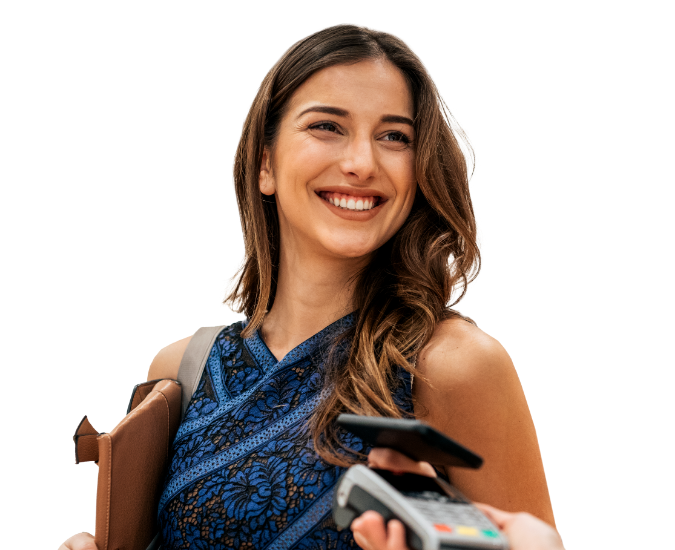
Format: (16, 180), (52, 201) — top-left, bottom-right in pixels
(482, 529), (499, 538)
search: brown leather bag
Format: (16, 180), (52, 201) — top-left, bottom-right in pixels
(73, 379), (182, 550)
(72, 326), (225, 550)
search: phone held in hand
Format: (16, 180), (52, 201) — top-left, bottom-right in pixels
(333, 415), (509, 550)
(336, 414), (483, 468)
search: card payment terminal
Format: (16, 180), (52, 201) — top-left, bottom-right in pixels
(332, 415), (510, 550)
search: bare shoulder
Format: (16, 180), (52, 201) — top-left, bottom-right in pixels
(416, 316), (516, 390)
(414, 317), (554, 525)
(147, 335), (193, 381)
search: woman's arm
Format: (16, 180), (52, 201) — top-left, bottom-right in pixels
(414, 317), (555, 526)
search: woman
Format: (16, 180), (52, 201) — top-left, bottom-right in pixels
(61, 24), (555, 550)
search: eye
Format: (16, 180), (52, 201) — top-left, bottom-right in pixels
(309, 121), (340, 133)
(309, 122), (412, 146)
(382, 131), (411, 144)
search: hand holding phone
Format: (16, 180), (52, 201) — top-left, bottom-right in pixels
(337, 414), (483, 468)
(367, 447), (438, 478)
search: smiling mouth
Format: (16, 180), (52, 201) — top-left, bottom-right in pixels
(317, 191), (383, 212)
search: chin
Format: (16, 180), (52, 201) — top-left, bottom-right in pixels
(323, 237), (382, 260)
(312, 222), (395, 261)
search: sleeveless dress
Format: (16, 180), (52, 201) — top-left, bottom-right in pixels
(157, 313), (413, 549)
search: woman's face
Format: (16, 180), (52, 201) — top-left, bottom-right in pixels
(260, 59), (417, 262)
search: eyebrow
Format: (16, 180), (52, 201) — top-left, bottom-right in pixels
(297, 105), (414, 127)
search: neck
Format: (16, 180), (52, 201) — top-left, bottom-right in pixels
(260, 245), (369, 361)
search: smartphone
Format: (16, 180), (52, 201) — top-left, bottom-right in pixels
(336, 414), (483, 468)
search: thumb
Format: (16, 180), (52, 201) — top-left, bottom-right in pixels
(417, 460), (437, 478)
(473, 502), (512, 528)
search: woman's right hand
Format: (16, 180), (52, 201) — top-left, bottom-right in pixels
(475, 503), (565, 550)
(58, 532), (98, 550)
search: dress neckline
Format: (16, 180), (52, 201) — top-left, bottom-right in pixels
(242, 312), (355, 371)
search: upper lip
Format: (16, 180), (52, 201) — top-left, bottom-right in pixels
(314, 185), (386, 198)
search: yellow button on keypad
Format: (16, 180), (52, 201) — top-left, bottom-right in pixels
(456, 526), (479, 537)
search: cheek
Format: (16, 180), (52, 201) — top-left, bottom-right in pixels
(280, 134), (336, 176)
(274, 191), (299, 224)
(401, 166), (416, 200)
(275, 142), (336, 200)
(391, 155), (417, 207)
(395, 191), (416, 236)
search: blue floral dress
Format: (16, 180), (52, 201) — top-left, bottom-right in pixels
(157, 314), (412, 549)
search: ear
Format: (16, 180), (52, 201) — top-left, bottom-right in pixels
(259, 147), (275, 196)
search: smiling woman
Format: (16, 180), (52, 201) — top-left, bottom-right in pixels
(232, 28), (485, 477)
(60, 24), (554, 550)
(259, 59), (417, 261)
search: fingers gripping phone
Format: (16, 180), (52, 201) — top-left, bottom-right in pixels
(332, 414), (509, 550)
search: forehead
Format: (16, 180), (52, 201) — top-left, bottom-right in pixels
(286, 59), (414, 118)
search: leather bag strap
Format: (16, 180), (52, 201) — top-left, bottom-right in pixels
(73, 415), (102, 464)
(177, 326), (225, 418)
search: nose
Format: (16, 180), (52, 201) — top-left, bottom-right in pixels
(339, 133), (378, 182)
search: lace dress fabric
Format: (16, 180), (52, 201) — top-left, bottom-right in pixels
(157, 314), (412, 549)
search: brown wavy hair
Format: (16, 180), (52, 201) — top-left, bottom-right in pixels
(225, 24), (480, 466)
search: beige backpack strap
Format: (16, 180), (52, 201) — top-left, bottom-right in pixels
(177, 326), (225, 418)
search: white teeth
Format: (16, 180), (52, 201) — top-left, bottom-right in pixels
(324, 193), (377, 211)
